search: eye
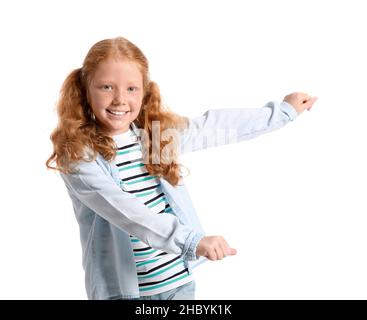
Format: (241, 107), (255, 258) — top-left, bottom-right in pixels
(128, 86), (138, 92)
(102, 85), (113, 91)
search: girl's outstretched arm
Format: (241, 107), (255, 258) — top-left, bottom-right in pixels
(180, 92), (317, 154)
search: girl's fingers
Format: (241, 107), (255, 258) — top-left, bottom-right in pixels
(220, 241), (237, 257)
(304, 97), (318, 110)
(301, 93), (311, 101)
(215, 246), (224, 260)
(207, 249), (217, 261)
(225, 247), (237, 256)
(220, 239), (230, 258)
(220, 241), (230, 259)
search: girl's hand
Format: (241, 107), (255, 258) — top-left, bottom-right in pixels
(283, 92), (318, 114)
(196, 236), (237, 261)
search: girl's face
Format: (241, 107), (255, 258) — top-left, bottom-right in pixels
(88, 58), (144, 136)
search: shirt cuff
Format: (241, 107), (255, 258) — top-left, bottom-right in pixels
(182, 231), (205, 261)
(279, 101), (299, 121)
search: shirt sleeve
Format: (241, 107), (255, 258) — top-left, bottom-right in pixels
(60, 160), (204, 261)
(180, 100), (298, 154)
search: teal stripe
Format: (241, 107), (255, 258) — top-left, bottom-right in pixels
(165, 207), (173, 213)
(136, 190), (156, 198)
(118, 163), (145, 171)
(139, 273), (190, 292)
(134, 249), (157, 257)
(148, 197), (166, 209)
(136, 259), (159, 268)
(126, 176), (156, 185)
(117, 147), (141, 156)
(131, 238), (140, 243)
(138, 260), (184, 280)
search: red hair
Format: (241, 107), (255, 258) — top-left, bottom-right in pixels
(46, 37), (188, 185)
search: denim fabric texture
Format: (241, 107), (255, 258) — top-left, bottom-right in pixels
(60, 101), (298, 299)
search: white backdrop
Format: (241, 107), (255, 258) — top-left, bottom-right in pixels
(0, 0), (366, 299)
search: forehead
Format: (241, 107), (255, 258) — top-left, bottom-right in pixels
(92, 58), (143, 83)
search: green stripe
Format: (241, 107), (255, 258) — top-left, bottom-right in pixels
(126, 176), (156, 185)
(136, 259), (159, 268)
(138, 260), (184, 280)
(139, 273), (190, 292)
(134, 249), (157, 257)
(148, 197), (166, 208)
(118, 163), (145, 171)
(117, 147), (141, 156)
(136, 190), (156, 198)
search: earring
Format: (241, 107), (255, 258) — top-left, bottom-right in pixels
(88, 109), (96, 121)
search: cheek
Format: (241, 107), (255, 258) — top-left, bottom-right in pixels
(133, 95), (144, 110)
(90, 94), (110, 111)
(132, 101), (143, 114)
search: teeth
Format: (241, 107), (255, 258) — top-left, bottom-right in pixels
(108, 109), (127, 115)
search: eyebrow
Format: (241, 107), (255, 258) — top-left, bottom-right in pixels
(95, 80), (142, 87)
(96, 80), (141, 86)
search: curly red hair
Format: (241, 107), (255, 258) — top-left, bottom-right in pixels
(46, 37), (188, 186)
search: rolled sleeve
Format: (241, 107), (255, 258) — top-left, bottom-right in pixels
(279, 101), (299, 121)
(182, 231), (205, 261)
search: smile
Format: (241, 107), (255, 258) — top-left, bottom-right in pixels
(106, 109), (130, 116)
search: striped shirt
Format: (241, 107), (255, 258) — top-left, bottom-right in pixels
(112, 127), (193, 296)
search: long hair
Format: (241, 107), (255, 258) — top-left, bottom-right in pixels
(46, 37), (189, 185)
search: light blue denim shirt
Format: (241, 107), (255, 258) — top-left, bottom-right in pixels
(60, 101), (298, 300)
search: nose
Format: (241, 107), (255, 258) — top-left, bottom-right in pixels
(112, 89), (127, 105)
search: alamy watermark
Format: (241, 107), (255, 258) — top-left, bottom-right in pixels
(133, 121), (238, 165)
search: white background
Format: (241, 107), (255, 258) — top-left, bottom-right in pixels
(0, 0), (366, 299)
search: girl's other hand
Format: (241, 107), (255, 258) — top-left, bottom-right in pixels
(283, 92), (318, 114)
(196, 236), (237, 261)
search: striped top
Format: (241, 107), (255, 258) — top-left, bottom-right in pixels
(112, 126), (193, 296)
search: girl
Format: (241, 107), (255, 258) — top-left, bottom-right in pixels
(46, 37), (317, 300)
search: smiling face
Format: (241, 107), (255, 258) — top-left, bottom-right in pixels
(87, 58), (144, 136)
